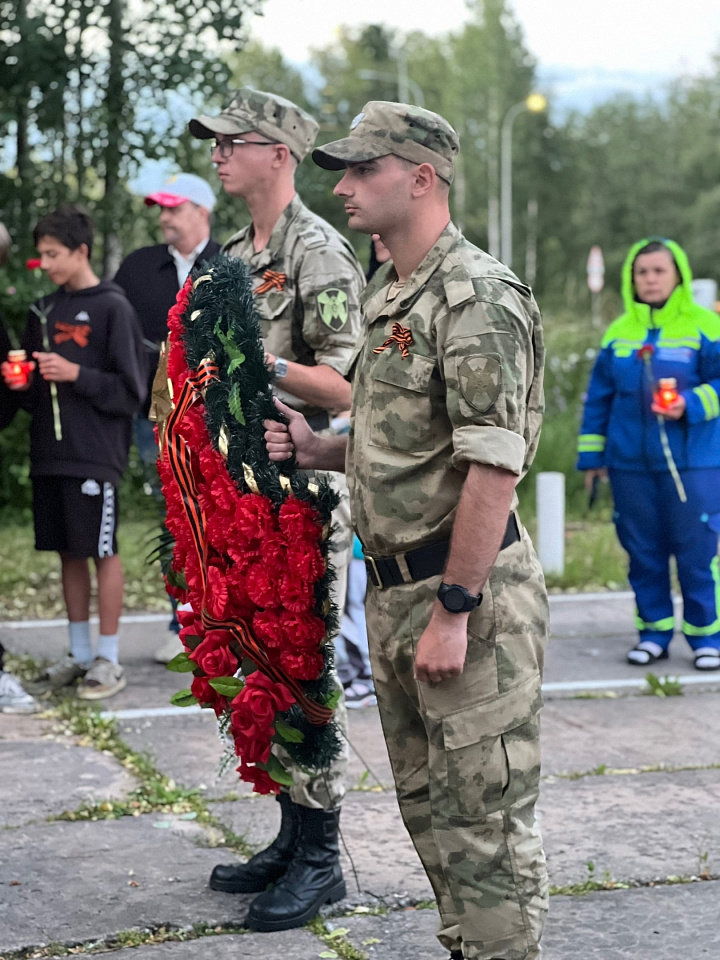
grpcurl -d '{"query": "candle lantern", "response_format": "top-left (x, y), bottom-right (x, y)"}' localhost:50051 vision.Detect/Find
top-left (6, 349), bottom-right (33, 388)
top-left (655, 377), bottom-right (679, 410)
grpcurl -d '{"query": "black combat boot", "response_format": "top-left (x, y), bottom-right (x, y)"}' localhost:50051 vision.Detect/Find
top-left (209, 791), bottom-right (300, 893)
top-left (245, 805), bottom-right (346, 931)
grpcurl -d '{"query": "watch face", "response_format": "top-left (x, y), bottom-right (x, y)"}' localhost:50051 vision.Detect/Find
top-left (444, 586), bottom-right (467, 612)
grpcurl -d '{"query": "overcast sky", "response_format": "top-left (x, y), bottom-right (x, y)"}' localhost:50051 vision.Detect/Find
top-left (249, 0), bottom-right (720, 76)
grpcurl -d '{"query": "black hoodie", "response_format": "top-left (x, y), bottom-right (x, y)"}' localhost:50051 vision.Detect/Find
top-left (21, 280), bottom-right (145, 486)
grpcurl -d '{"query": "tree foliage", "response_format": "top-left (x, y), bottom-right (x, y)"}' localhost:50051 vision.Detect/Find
top-left (0, 0), bottom-right (264, 271)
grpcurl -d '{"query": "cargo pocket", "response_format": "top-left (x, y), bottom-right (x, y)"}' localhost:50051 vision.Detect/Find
top-left (441, 676), bottom-right (541, 819)
top-left (369, 351), bottom-right (436, 452)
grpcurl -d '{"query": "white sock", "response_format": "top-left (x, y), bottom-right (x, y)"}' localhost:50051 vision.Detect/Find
top-left (97, 634), bottom-right (119, 665)
top-left (68, 621), bottom-right (93, 667)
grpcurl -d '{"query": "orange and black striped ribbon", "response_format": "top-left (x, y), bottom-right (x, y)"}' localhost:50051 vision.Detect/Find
top-left (162, 355), bottom-right (332, 727)
top-left (201, 611), bottom-right (333, 726)
top-left (373, 322), bottom-right (413, 359)
top-left (255, 269), bottom-right (286, 295)
top-left (162, 357), bottom-right (219, 591)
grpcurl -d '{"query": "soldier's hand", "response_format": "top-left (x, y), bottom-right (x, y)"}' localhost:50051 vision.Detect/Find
top-left (264, 398), bottom-right (317, 469)
top-left (414, 607), bottom-right (468, 684)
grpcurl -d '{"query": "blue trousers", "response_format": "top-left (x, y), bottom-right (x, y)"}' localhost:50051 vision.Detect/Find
top-left (610, 469), bottom-right (720, 651)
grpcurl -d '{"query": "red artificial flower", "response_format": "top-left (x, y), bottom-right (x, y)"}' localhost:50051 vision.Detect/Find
top-left (204, 510), bottom-right (233, 554)
top-left (191, 675), bottom-right (225, 717)
top-left (261, 535), bottom-right (289, 576)
top-left (190, 629), bottom-right (238, 678)
top-left (235, 493), bottom-right (277, 544)
top-left (252, 609), bottom-right (284, 648)
top-left (280, 649), bottom-right (324, 680)
top-left (230, 671), bottom-right (295, 764)
top-left (279, 610), bottom-right (327, 650)
top-left (209, 471), bottom-right (239, 515)
top-left (245, 563), bottom-right (282, 608)
top-left (167, 277), bottom-right (193, 339)
top-left (205, 564), bottom-right (230, 620)
top-left (178, 611), bottom-right (204, 652)
top-left (165, 578), bottom-right (188, 603)
top-left (236, 759), bottom-right (280, 796)
top-left (278, 497), bottom-right (322, 542)
top-left (280, 572), bottom-right (314, 613)
top-left (26, 258), bottom-right (41, 270)
top-left (287, 541), bottom-right (325, 582)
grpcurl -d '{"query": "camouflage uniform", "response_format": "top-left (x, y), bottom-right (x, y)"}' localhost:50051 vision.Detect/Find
top-left (193, 89), bottom-right (366, 810)
top-left (314, 105), bottom-right (549, 959)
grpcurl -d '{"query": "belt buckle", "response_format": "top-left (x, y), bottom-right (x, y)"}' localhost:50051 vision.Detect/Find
top-left (366, 555), bottom-right (383, 589)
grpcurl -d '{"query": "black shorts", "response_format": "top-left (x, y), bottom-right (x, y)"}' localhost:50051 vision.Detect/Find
top-left (32, 476), bottom-right (119, 559)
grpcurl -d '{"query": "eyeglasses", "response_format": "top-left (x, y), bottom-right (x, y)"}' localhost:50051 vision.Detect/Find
top-left (211, 138), bottom-right (277, 158)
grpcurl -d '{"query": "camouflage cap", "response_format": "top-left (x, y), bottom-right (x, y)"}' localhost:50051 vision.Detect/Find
top-left (312, 101), bottom-right (459, 182)
top-left (189, 87), bottom-right (319, 162)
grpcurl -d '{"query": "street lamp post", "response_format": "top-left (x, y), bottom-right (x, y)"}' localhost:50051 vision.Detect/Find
top-left (358, 53), bottom-right (424, 107)
top-left (500, 93), bottom-right (546, 268)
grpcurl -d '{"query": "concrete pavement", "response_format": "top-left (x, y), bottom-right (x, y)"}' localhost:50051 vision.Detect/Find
top-left (1, 592), bottom-right (719, 958)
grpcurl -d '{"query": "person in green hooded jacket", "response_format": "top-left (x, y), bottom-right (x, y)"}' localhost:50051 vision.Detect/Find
top-left (578, 238), bottom-right (720, 669)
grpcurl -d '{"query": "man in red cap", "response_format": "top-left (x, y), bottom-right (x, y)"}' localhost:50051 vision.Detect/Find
top-left (114, 172), bottom-right (221, 663)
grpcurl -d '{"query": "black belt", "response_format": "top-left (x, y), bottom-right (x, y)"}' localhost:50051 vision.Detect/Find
top-left (364, 514), bottom-right (521, 589)
top-left (305, 411), bottom-right (330, 432)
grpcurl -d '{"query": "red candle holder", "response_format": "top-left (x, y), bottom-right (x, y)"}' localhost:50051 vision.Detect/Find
top-left (654, 377), bottom-right (679, 409)
top-left (6, 349), bottom-right (33, 388)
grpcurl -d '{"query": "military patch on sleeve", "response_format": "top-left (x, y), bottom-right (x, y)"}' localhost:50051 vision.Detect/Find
top-left (457, 355), bottom-right (502, 414)
top-left (317, 288), bottom-right (349, 331)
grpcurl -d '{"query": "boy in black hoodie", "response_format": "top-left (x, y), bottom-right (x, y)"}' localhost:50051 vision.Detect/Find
top-left (1, 206), bottom-right (145, 699)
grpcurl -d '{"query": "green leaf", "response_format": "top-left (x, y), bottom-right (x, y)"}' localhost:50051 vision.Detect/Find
top-left (209, 676), bottom-right (244, 698)
top-left (166, 567), bottom-right (187, 589)
top-left (214, 318), bottom-right (246, 369)
top-left (325, 927), bottom-right (349, 939)
top-left (165, 652), bottom-right (195, 673)
top-left (170, 689), bottom-right (197, 707)
top-left (318, 952), bottom-right (338, 959)
top-left (324, 689), bottom-right (341, 710)
top-left (275, 718), bottom-right (305, 743)
top-left (227, 382), bottom-right (246, 425)
top-left (258, 753), bottom-right (294, 786)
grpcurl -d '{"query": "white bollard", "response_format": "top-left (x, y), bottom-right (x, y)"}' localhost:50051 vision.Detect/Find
top-left (536, 472), bottom-right (565, 575)
top-left (691, 279), bottom-right (718, 311)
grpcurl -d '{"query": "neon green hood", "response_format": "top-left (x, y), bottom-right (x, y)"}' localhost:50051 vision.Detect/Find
top-left (620, 237), bottom-right (694, 323)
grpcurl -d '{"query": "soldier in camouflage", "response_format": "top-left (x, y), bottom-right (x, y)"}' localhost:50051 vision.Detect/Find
top-left (265, 101), bottom-right (549, 960)
top-left (189, 88), bottom-right (365, 932)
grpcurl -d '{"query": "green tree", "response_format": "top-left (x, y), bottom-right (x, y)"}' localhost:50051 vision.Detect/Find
top-left (0, 0), bottom-right (266, 270)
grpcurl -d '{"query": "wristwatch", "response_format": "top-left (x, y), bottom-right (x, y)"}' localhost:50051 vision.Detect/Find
top-left (273, 356), bottom-right (288, 380)
top-left (437, 582), bottom-right (483, 613)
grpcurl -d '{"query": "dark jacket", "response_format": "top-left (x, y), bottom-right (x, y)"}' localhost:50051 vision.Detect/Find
top-left (114, 239), bottom-right (221, 415)
top-left (21, 281), bottom-right (145, 486)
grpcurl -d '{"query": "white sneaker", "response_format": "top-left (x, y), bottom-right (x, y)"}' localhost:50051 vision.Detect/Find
top-left (154, 632), bottom-right (186, 664)
top-left (77, 658), bottom-right (127, 700)
top-left (0, 671), bottom-right (41, 714)
top-left (344, 679), bottom-right (377, 709)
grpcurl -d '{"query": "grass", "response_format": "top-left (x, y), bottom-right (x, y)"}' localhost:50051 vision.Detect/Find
top-left (0, 513), bottom-right (630, 622)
